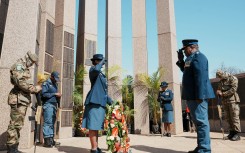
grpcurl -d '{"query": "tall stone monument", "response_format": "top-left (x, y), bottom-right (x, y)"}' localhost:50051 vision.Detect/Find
top-left (105, 0), bottom-right (122, 101)
top-left (156, 0), bottom-right (182, 134)
top-left (132, 0), bottom-right (149, 134)
top-left (53, 0), bottom-right (75, 138)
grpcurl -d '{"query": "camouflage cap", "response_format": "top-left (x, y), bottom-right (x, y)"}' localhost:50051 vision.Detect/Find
top-left (27, 51), bottom-right (38, 65)
top-left (216, 69), bottom-right (223, 78)
top-left (216, 69), bottom-right (229, 79)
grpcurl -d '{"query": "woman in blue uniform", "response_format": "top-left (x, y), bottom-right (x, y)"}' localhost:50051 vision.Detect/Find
top-left (82, 54), bottom-right (113, 153)
top-left (158, 81), bottom-right (174, 137)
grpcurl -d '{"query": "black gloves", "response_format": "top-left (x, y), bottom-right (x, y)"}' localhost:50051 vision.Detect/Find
top-left (177, 49), bottom-right (184, 62)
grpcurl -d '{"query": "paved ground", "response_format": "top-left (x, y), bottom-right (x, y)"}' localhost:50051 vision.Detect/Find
top-left (1, 132), bottom-right (245, 153)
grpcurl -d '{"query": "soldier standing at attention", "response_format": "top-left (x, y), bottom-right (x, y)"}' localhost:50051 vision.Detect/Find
top-left (6, 51), bottom-right (41, 153)
top-left (41, 71), bottom-right (62, 147)
top-left (176, 39), bottom-right (215, 153)
top-left (158, 81), bottom-right (174, 137)
top-left (216, 70), bottom-right (241, 141)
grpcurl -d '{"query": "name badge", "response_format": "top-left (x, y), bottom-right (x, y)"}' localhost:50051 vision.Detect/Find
top-left (165, 92), bottom-right (169, 96)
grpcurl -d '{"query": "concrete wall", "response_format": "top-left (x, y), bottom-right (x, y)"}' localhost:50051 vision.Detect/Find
top-left (0, 0), bottom-right (39, 149)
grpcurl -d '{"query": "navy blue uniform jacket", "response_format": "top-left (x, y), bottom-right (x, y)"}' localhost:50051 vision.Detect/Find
top-left (158, 89), bottom-right (173, 111)
top-left (41, 79), bottom-right (58, 104)
top-left (176, 51), bottom-right (215, 100)
top-left (84, 60), bottom-right (113, 107)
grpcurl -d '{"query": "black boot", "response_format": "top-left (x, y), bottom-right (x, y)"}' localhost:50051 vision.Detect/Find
top-left (224, 131), bottom-right (234, 140)
top-left (7, 144), bottom-right (19, 153)
top-left (230, 132), bottom-right (240, 141)
top-left (188, 147), bottom-right (198, 153)
top-left (166, 133), bottom-right (171, 137)
top-left (51, 137), bottom-right (61, 146)
top-left (43, 138), bottom-right (52, 148)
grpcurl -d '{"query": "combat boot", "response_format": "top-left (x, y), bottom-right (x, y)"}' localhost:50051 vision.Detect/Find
top-left (224, 131), bottom-right (234, 140)
top-left (43, 138), bottom-right (52, 148)
top-left (230, 132), bottom-right (240, 141)
top-left (7, 144), bottom-right (20, 153)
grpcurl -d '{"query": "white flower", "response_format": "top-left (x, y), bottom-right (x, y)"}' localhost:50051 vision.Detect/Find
top-left (122, 130), bottom-right (126, 134)
top-left (114, 105), bottom-right (120, 110)
top-left (109, 136), bottom-right (114, 140)
top-left (110, 123), bottom-right (115, 128)
top-left (112, 110), bottom-right (116, 114)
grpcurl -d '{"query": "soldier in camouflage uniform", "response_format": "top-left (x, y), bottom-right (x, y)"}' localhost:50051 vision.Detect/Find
top-left (6, 51), bottom-right (42, 153)
top-left (216, 70), bottom-right (241, 141)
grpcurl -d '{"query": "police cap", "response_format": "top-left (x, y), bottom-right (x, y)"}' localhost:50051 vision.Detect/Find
top-left (182, 39), bottom-right (198, 47)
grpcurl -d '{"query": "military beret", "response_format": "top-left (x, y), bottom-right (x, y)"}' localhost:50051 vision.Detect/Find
top-left (27, 51), bottom-right (38, 65)
top-left (182, 39), bottom-right (198, 47)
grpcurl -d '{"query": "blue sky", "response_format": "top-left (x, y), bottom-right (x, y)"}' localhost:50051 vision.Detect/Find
top-left (75, 0), bottom-right (245, 80)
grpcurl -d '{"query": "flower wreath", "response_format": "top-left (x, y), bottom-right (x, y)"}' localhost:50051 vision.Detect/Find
top-left (105, 102), bottom-right (130, 153)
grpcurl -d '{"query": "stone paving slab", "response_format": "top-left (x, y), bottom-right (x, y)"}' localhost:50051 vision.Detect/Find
top-left (0, 132), bottom-right (244, 153)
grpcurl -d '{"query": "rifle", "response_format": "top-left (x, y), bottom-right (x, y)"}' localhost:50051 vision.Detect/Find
top-left (217, 96), bottom-right (225, 140)
top-left (54, 97), bottom-right (61, 146)
top-left (29, 93), bottom-right (42, 153)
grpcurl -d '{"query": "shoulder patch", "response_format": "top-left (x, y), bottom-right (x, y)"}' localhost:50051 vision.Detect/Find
top-left (16, 64), bottom-right (24, 71)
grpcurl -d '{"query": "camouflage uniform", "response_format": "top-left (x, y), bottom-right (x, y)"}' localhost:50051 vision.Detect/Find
top-left (216, 70), bottom-right (241, 141)
top-left (6, 51), bottom-right (39, 152)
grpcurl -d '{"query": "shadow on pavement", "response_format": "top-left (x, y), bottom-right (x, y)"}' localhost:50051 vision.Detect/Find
top-left (57, 146), bottom-right (107, 153)
top-left (131, 145), bottom-right (186, 153)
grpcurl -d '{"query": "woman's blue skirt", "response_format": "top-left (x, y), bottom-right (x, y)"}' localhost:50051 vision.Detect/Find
top-left (81, 104), bottom-right (106, 130)
top-left (162, 110), bottom-right (174, 123)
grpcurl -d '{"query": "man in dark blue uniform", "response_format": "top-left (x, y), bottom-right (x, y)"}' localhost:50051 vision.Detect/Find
top-left (41, 71), bottom-right (62, 147)
top-left (176, 39), bottom-right (215, 153)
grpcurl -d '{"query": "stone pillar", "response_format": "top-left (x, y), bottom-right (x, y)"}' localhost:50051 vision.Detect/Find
top-left (53, 0), bottom-right (75, 139)
top-left (76, 0), bottom-right (97, 103)
top-left (156, 0), bottom-right (182, 134)
top-left (105, 0), bottom-right (122, 101)
top-left (132, 0), bottom-right (149, 134)
top-left (0, 0), bottom-right (39, 149)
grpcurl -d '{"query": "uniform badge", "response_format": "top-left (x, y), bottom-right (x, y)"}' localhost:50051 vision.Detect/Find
top-left (165, 92), bottom-right (169, 96)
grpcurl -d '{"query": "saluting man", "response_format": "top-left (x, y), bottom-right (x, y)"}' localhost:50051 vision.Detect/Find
top-left (176, 39), bottom-right (215, 153)
top-left (7, 51), bottom-right (41, 153)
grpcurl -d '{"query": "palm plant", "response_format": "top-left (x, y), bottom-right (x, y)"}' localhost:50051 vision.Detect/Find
top-left (104, 65), bottom-right (123, 100)
top-left (73, 65), bottom-right (87, 136)
top-left (136, 67), bottom-right (164, 130)
top-left (121, 76), bottom-right (135, 133)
